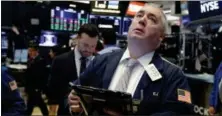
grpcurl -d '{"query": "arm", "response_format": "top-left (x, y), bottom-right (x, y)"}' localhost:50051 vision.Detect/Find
top-left (152, 69), bottom-right (193, 115)
top-left (2, 70), bottom-right (26, 115)
top-left (38, 58), bottom-right (49, 93)
top-left (209, 62), bottom-right (222, 111)
top-left (47, 57), bottom-right (63, 104)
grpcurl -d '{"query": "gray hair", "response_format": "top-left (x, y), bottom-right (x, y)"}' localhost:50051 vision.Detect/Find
top-left (144, 3), bottom-right (169, 34)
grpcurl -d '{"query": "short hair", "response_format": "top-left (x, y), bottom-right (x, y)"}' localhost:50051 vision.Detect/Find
top-left (101, 29), bottom-right (117, 45)
top-left (77, 24), bottom-right (99, 38)
top-left (28, 42), bottom-right (39, 51)
top-left (144, 3), bottom-right (169, 34)
top-left (50, 46), bottom-right (61, 55)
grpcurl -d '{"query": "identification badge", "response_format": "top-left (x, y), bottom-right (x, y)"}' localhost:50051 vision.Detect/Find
top-left (146, 64), bottom-right (162, 81)
top-left (9, 80), bottom-right (17, 91)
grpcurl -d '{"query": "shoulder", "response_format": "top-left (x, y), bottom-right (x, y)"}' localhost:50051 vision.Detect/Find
top-left (93, 49), bottom-right (124, 64)
top-left (161, 57), bottom-right (185, 80)
top-left (2, 68), bottom-right (15, 87)
top-left (55, 51), bottom-right (73, 61)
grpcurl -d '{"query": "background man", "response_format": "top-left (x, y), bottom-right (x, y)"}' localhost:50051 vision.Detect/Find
top-left (48, 24), bottom-right (99, 115)
top-left (98, 29), bottom-right (120, 54)
top-left (25, 44), bottom-right (48, 115)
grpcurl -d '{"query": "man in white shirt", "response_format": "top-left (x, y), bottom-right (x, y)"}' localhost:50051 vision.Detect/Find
top-left (48, 24), bottom-right (99, 115)
top-left (98, 29), bottom-right (120, 54)
top-left (68, 4), bottom-right (192, 115)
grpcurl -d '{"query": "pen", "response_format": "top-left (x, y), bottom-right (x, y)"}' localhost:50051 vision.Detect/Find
top-left (140, 89), bottom-right (143, 100)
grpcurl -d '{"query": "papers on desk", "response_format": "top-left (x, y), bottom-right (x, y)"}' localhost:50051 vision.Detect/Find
top-left (185, 73), bottom-right (214, 83)
top-left (7, 64), bottom-right (27, 70)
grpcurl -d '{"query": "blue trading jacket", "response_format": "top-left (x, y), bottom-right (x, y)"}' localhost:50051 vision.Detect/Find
top-left (2, 66), bottom-right (26, 115)
top-left (210, 62), bottom-right (222, 111)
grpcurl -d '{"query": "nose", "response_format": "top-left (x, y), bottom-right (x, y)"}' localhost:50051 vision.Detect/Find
top-left (138, 16), bottom-right (146, 27)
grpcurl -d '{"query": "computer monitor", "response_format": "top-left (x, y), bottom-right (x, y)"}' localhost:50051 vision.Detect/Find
top-left (1, 31), bottom-right (8, 49)
top-left (21, 49), bottom-right (28, 63)
top-left (14, 49), bottom-right (22, 63)
top-left (90, 15), bottom-right (122, 34)
top-left (122, 17), bottom-right (132, 35)
top-left (39, 31), bottom-right (57, 47)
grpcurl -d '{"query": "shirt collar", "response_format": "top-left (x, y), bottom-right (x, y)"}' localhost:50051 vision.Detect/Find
top-left (120, 48), bottom-right (155, 72)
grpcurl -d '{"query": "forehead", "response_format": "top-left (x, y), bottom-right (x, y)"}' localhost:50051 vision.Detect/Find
top-left (80, 33), bottom-right (97, 40)
top-left (137, 5), bottom-right (162, 19)
top-left (79, 33), bottom-right (97, 44)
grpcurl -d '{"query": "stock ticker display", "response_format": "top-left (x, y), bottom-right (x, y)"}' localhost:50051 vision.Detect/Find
top-left (50, 7), bottom-right (88, 32)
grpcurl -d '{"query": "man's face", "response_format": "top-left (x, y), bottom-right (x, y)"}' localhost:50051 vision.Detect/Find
top-left (49, 49), bottom-right (55, 58)
top-left (128, 5), bottom-right (164, 48)
top-left (77, 33), bottom-right (98, 57)
top-left (28, 48), bottom-right (38, 59)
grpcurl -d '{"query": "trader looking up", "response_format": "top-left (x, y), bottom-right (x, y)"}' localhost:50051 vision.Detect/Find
top-left (68, 4), bottom-right (192, 115)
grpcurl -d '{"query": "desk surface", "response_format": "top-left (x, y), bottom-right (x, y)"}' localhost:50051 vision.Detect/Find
top-left (7, 64), bottom-right (27, 70)
top-left (185, 73), bottom-right (214, 84)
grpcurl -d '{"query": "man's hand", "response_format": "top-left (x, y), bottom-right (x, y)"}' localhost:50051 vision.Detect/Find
top-left (103, 108), bottom-right (122, 116)
top-left (68, 90), bottom-right (82, 113)
top-left (208, 106), bottom-right (216, 116)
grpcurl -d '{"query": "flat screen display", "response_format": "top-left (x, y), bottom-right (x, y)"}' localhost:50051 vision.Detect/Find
top-left (50, 7), bottom-right (88, 31)
top-left (122, 17), bottom-right (132, 35)
top-left (188, 1), bottom-right (222, 21)
top-left (20, 49), bottom-right (28, 63)
top-left (126, 1), bottom-right (145, 16)
top-left (90, 15), bottom-right (122, 34)
top-left (14, 49), bottom-right (21, 63)
top-left (13, 49), bottom-right (28, 63)
top-left (90, 1), bottom-right (120, 15)
top-left (39, 31), bottom-right (57, 47)
top-left (1, 31), bottom-right (8, 49)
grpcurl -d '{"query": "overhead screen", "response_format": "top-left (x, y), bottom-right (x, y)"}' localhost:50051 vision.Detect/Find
top-left (50, 7), bottom-right (88, 32)
top-left (122, 17), bottom-right (132, 35)
top-left (90, 1), bottom-right (121, 15)
top-left (188, 1), bottom-right (222, 21)
top-left (126, 1), bottom-right (145, 16)
top-left (39, 31), bottom-right (57, 47)
top-left (90, 15), bottom-right (122, 34)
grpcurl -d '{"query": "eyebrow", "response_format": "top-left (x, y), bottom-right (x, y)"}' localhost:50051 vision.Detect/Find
top-left (137, 10), bottom-right (158, 20)
top-left (137, 10), bottom-right (145, 14)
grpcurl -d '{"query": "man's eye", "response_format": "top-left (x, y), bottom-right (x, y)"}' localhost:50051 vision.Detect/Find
top-left (136, 13), bottom-right (143, 18)
top-left (148, 16), bottom-right (157, 23)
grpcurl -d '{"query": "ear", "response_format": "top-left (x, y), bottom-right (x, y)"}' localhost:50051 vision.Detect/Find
top-left (159, 34), bottom-right (164, 42)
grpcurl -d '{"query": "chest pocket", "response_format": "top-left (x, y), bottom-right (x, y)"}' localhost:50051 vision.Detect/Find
top-left (144, 80), bottom-right (163, 103)
top-left (133, 72), bottom-right (163, 103)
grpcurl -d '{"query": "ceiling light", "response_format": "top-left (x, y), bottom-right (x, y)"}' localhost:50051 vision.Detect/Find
top-left (163, 10), bottom-right (171, 14)
top-left (98, 24), bottom-right (113, 28)
top-left (69, 4), bottom-right (76, 8)
top-left (166, 15), bottom-right (180, 21)
top-left (92, 9), bottom-right (120, 14)
top-left (72, 1), bottom-right (90, 4)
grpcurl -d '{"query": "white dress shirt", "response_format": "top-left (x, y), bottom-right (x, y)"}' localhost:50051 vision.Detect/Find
top-left (219, 78), bottom-right (222, 103)
top-left (108, 48), bottom-right (154, 96)
top-left (74, 47), bottom-right (94, 77)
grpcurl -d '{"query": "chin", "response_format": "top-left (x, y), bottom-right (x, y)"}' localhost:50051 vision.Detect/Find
top-left (130, 34), bottom-right (145, 40)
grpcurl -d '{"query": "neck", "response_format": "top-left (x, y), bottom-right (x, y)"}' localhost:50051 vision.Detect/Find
top-left (31, 54), bottom-right (38, 59)
top-left (127, 38), bottom-right (154, 59)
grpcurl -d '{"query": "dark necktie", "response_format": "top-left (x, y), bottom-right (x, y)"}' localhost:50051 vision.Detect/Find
top-left (80, 57), bottom-right (87, 74)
